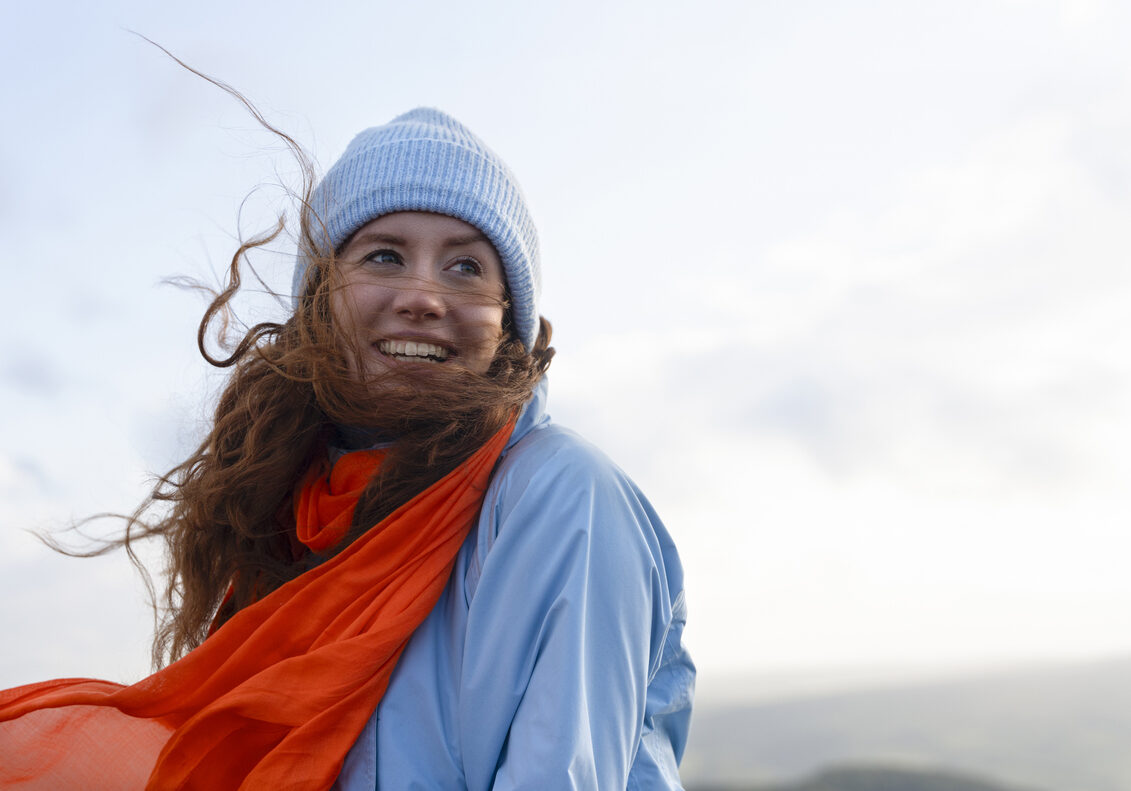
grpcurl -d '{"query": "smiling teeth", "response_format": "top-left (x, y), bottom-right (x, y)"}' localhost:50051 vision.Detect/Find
top-left (378, 340), bottom-right (450, 361)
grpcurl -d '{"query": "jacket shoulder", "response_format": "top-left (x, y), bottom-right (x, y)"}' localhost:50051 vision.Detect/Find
top-left (466, 421), bottom-right (664, 595)
top-left (490, 422), bottom-right (673, 571)
top-left (495, 421), bottom-right (627, 490)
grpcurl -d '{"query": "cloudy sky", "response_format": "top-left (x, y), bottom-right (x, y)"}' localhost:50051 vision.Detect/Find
top-left (2, 0), bottom-right (1129, 694)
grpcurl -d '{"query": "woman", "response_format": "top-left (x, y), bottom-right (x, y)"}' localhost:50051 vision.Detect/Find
top-left (0, 107), bottom-right (693, 790)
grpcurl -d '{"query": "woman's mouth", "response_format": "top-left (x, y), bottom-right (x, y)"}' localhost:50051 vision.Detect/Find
top-left (376, 339), bottom-right (451, 363)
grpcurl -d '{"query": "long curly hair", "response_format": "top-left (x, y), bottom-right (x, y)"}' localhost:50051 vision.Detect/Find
top-left (70, 51), bottom-right (554, 668)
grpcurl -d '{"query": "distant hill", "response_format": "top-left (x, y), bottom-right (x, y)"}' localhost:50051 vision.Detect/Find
top-left (680, 656), bottom-right (1131, 791)
top-left (690, 763), bottom-right (1044, 791)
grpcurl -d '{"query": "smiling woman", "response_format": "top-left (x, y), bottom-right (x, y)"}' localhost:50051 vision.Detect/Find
top-left (332, 212), bottom-right (508, 378)
top-left (0, 104), bottom-right (694, 789)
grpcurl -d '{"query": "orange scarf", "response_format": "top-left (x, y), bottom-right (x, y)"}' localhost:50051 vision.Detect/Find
top-left (0, 418), bottom-right (514, 790)
top-left (294, 446), bottom-right (387, 552)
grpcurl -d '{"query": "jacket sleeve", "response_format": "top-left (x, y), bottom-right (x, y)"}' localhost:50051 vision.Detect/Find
top-left (456, 429), bottom-right (694, 791)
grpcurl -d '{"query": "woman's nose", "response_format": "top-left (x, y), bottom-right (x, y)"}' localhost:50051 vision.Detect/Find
top-left (390, 274), bottom-right (447, 320)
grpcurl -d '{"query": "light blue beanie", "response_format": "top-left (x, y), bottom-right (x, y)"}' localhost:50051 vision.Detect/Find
top-left (294, 108), bottom-right (541, 351)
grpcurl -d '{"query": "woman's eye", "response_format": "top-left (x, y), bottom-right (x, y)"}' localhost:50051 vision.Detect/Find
top-left (450, 258), bottom-right (482, 276)
top-left (362, 249), bottom-right (402, 266)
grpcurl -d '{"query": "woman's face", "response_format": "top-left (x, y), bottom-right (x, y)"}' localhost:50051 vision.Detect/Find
top-left (332, 211), bottom-right (507, 379)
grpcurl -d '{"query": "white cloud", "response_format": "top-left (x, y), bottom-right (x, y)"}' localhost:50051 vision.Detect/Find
top-left (552, 86), bottom-right (1131, 673)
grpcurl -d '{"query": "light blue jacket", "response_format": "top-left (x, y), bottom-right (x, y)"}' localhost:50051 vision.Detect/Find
top-left (335, 379), bottom-right (694, 790)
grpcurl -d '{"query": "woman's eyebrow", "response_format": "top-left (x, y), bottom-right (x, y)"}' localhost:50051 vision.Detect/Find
top-left (442, 233), bottom-right (491, 247)
top-left (349, 231), bottom-right (406, 247)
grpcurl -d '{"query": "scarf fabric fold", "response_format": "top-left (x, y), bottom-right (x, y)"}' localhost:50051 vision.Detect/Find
top-left (294, 447), bottom-right (386, 552)
top-left (0, 418), bottom-right (514, 790)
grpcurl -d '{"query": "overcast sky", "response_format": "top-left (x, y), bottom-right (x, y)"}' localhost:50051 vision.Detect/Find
top-left (2, 0), bottom-right (1130, 693)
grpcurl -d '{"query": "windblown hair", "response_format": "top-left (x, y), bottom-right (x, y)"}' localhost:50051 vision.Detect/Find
top-left (75, 49), bottom-right (554, 668)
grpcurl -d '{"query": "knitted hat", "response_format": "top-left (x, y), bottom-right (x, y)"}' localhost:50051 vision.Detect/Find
top-left (294, 108), bottom-right (541, 350)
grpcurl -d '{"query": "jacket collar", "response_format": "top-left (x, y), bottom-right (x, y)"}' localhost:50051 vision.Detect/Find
top-left (506, 377), bottom-right (550, 451)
